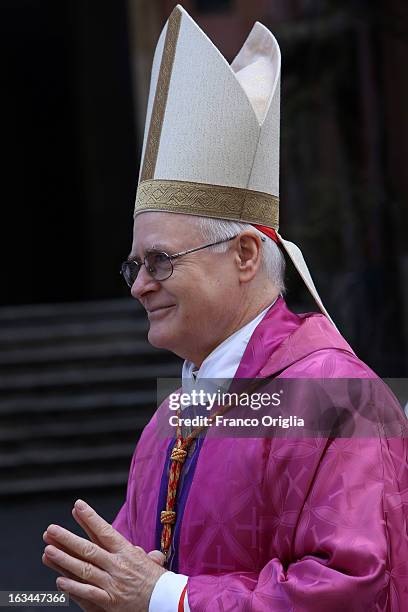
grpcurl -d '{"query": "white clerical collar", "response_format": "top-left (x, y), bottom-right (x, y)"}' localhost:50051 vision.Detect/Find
top-left (182, 296), bottom-right (278, 388)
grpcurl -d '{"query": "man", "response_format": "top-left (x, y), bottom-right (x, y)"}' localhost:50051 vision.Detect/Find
top-left (43, 5), bottom-right (408, 610)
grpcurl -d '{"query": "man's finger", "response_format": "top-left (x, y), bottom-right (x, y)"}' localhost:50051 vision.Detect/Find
top-left (44, 545), bottom-right (108, 589)
top-left (44, 524), bottom-right (112, 572)
top-left (43, 531), bottom-right (93, 582)
top-left (147, 550), bottom-right (166, 566)
top-left (42, 554), bottom-right (103, 611)
top-left (42, 553), bottom-right (85, 583)
top-left (54, 576), bottom-right (109, 608)
top-left (72, 508), bottom-right (104, 549)
top-left (73, 499), bottom-right (128, 553)
top-left (43, 531), bottom-right (75, 558)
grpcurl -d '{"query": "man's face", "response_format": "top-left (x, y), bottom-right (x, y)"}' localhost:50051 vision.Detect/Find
top-left (129, 212), bottom-right (239, 364)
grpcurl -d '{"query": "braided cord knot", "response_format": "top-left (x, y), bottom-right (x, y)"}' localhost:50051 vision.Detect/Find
top-left (161, 510), bottom-right (176, 525)
top-left (171, 447), bottom-right (187, 463)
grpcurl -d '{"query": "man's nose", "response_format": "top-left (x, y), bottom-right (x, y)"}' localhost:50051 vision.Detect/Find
top-left (130, 265), bottom-right (160, 300)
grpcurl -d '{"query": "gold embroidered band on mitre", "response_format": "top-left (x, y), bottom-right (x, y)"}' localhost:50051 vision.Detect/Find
top-left (139, 7), bottom-right (182, 182)
top-left (134, 179), bottom-right (279, 229)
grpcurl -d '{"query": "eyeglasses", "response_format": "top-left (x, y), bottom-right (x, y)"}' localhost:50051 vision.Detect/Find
top-left (120, 234), bottom-right (241, 287)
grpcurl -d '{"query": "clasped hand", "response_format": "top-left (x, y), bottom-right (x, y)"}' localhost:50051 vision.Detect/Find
top-left (42, 499), bottom-right (166, 611)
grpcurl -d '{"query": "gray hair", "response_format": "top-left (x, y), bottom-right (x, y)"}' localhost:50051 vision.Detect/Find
top-left (194, 216), bottom-right (286, 293)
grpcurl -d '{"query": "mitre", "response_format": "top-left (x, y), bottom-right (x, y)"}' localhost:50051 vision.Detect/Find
top-left (134, 4), bottom-right (334, 325)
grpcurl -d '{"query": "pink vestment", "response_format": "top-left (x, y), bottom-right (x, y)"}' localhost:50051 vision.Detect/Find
top-left (113, 298), bottom-right (408, 611)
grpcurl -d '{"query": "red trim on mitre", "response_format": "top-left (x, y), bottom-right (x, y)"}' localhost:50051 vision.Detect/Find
top-left (178, 585), bottom-right (188, 611)
top-left (252, 224), bottom-right (280, 245)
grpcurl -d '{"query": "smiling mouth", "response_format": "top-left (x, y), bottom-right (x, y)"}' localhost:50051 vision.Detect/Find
top-left (147, 305), bottom-right (176, 316)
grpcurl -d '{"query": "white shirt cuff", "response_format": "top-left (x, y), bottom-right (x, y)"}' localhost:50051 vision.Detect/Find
top-left (149, 571), bottom-right (189, 612)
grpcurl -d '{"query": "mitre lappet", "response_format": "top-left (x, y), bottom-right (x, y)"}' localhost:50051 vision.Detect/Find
top-left (134, 4), bottom-right (334, 325)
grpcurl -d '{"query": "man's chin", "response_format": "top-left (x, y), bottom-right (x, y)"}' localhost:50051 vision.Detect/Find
top-left (147, 325), bottom-right (175, 351)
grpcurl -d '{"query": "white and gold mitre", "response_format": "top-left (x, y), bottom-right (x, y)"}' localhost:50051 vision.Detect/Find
top-left (134, 4), bottom-right (334, 325)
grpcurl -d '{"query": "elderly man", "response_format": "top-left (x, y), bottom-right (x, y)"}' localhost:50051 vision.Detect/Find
top-left (43, 5), bottom-right (408, 611)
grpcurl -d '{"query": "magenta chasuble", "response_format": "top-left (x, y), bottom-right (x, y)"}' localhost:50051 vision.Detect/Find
top-left (113, 298), bottom-right (408, 610)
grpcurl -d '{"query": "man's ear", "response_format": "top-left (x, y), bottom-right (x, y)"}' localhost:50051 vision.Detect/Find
top-left (235, 232), bottom-right (264, 282)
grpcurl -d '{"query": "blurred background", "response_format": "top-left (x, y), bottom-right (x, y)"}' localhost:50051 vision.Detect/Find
top-left (1, 0), bottom-right (407, 599)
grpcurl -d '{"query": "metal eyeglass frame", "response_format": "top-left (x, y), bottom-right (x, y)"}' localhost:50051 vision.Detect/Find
top-left (121, 233), bottom-right (264, 287)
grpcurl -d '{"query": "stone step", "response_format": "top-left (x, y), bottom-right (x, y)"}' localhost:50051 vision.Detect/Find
top-left (0, 339), bottom-right (169, 367)
top-left (0, 390), bottom-right (155, 415)
top-left (0, 298), bottom-right (139, 323)
top-left (0, 363), bottom-right (180, 392)
top-left (0, 298), bottom-right (179, 497)
top-left (0, 414), bottom-right (150, 442)
top-left (0, 318), bottom-right (148, 347)
top-left (0, 443), bottom-right (137, 468)
top-left (0, 470), bottom-right (130, 496)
